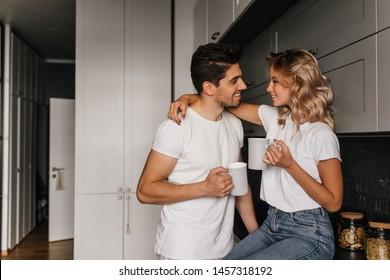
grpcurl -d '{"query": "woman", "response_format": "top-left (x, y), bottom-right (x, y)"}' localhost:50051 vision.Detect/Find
top-left (168, 48), bottom-right (343, 260)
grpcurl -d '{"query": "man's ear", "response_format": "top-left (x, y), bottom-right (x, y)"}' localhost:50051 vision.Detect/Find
top-left (202, 81), bottom-right (215, 97)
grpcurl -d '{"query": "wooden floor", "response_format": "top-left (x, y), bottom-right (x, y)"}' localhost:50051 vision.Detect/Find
top-left (1, 220), bottom-right (73, 260)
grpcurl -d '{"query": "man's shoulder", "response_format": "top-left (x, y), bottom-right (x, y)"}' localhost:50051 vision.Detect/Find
top-left (222, 110), bottom-right (240, 122)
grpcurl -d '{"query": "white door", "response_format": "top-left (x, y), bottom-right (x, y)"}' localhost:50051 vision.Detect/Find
top-left (49, 98), bottom-right (75, 242)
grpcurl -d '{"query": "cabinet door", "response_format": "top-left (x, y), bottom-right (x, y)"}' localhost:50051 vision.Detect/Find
top-left (378, 0), bottom-right (390, 31)
top-left (319, 36), bottom-right (377, 133)
top-left (124, 0), bottom-right (171, 192)
top-left (273, 0), bottom-right (376, 58)
top-left (75, 0), bottom-right (125, 194)
top-left (194, 0), bottom-right (207, 49)
top-left (74, 194), bottom-right (124, 259)
top-left (234, 0), bottom-right (254, 20)
top-left (208, 0), bottom-right (234, 42)
top-left (123, 0), bottom-right (169, 259)
top-left (241, 83), bottom-right (271, 137)
top-left (240, 27), bottom-right (272, 88)
top-left (124, 195), bottom-right (161, 259)
top-left (378, 28), bottom-right (390, 132)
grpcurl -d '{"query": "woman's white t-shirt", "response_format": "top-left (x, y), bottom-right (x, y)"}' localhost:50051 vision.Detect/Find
top-left (152, 107), bottom-right (243, 259)
top-left (258, 105), bottom-right (341, 212)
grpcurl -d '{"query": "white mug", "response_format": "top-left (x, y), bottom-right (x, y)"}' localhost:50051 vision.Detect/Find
top-left (248, 138), bottom-right (270, 170)
top-left (227, 162), bottom-right (248, 196)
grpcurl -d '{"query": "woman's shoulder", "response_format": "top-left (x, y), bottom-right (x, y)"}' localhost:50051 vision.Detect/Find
top-left (303, 122), bottom-right (338, 144)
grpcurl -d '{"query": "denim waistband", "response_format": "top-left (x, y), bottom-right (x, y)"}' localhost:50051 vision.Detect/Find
top-left (269, 205), bottom-right (326, 217)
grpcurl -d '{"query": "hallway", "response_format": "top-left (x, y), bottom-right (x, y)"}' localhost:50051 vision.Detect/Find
top-left (1, 220), bottom-right (73, 260)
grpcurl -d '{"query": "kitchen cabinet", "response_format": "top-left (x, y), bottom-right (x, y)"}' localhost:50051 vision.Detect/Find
top-left (207, 0), bottom-right (254, 42)
top-left (378, 28), bottom-right (390, 132)
top-left (272, 0), bottom-right (376, 58)
top-left (194, 0), bottom-right (254, 46)
top-left (75, 0), bottom-right (169, 259)
top-left (208, 0), bottom-right (234, 42)
top-left (75, 193), bottom-right (160, 259)
top-left (241, 83), bottom-right (272, 137)
top-left (194, 0), bottom-right (207, 49)
top-left (240, 27), bottom-right (272, 88)
top-left (378, 0), bottom-right (390, 31)
top-left (318, 36), bottom-right (377, 133)
top-left (234, 0), bottom-right (254, 20)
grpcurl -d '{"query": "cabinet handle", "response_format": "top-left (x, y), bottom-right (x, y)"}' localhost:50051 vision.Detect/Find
top-left (52, 167), bottom-right (64, 172)
top-left (117, 187), bottom-right (123, 193)
top-left (309, 48), bottom-right (318, 55)
top-left (117, 195), bottom-right (123, 200)
top-left (126, 195), bottom-right (131, 234)
top-left (125, 187), bottom-right (131, 193)
top-left (211, 32), bottom-right (220, 41)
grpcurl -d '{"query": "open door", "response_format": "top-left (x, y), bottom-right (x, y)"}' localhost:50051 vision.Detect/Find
top-left (49, 98), bottom-right (75, 242)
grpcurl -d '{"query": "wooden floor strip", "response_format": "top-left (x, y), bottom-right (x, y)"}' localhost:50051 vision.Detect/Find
top-left (1, 220), bottom-right (73, 260)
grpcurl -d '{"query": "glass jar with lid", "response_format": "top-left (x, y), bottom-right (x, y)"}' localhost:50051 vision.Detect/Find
top-left (365, 222), bottom-right (390, 260)
top-left (338, 212), bottom-right (365, 250)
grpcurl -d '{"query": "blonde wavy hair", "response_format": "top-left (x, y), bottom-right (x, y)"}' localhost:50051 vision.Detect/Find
top-left (266, 49), bottom-right (336, 131)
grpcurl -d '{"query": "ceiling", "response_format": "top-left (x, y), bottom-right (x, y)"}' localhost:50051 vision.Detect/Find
top-left (0, 0), bottom-right (75, 61)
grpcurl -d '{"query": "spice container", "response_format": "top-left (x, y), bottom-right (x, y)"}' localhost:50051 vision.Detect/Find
top-left (338, 212), bottom-right (365, 250)
top-left (365, 222), bottom-right (390, 260)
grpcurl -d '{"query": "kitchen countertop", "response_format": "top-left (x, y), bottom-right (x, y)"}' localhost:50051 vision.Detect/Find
top-left (333, 246), bottom-right (366, 260)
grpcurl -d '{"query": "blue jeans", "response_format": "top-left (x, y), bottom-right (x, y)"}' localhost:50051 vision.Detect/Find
top-left (224, 206), bottom-right (335, 260)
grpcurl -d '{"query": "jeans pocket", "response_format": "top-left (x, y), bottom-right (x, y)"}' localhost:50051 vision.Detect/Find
top-left (290, 212), bottom-right (319, 231)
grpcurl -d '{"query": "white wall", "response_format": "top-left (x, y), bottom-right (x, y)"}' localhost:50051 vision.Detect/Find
top-left (174, 0), bottom-right (196, 99)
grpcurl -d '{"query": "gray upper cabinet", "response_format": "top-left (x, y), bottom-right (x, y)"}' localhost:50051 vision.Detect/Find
top-left (319, 36), bottom-right (377, 133)
top-left (198, 0), bottom-right (390, 133)
top-left (240, 27), bottom-right (272, 88)
top-left (234, 0), bottom-right (254, 20)
top-left (208, 0), bottom-right (234, 42)
top-left (378, 0), bottom-right (390, 31)
top-left (272, 0), bottom-right (376, 58)
top-left (378, 28), bottom-right (390, 132)
top-left (194, 0), bottom-right (207, 49)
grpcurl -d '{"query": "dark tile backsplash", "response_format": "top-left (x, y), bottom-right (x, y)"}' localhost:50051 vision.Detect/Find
top-left (337, 134), bottom-right (390, 223)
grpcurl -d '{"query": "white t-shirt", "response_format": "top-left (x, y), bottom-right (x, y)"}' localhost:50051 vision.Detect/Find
top-left (152, 107), bottom-right (244, 259)
top-left (258, 105), bottom-right (341, 212)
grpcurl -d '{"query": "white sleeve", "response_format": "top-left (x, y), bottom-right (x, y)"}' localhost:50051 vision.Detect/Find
top-left (258, 105), bottom-right (277, 133)
top-left (311, 127), bottom-right (341, 162)
top-left (152, 120), bottom-right (185, 159)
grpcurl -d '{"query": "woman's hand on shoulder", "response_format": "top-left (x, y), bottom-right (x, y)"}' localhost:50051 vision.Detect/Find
top-left (168, 94), bottom-right (198, 125)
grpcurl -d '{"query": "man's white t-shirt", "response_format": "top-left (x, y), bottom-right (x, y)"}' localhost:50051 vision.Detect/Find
top-left (152, 107), bottom-right (244, 259)
top-left (258, 105), bottom-right (341, 213)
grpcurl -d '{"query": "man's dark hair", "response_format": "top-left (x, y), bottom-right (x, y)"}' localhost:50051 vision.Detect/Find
top-left (190, 43), bottom-right (242, 94)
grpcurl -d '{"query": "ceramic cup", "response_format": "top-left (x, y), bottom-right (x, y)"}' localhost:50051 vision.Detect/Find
top-left (227, 162), bottom-right (248, 196)
top-left (248, 138), bottom-right (270, 170)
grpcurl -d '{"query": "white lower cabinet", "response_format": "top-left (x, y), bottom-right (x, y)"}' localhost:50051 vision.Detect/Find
top-left (74, 193), bottom-right (161, 259)
top-left (318, 36), bottom-right (377, 133)
top-left (75, 0), bottom-right (170, 259)
top-left (74, 194), bottom-right (125, 260)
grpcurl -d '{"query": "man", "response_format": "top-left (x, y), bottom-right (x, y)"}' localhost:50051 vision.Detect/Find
top-left (136, 43), bottom-right (258, 260)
